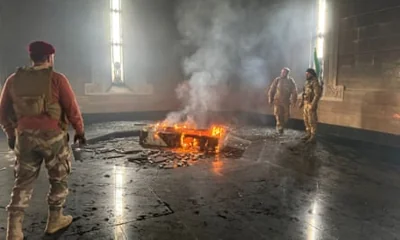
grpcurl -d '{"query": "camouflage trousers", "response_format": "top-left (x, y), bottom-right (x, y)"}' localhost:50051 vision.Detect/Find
top-left (303, 102), bottom-right (318, 136)
top-left (273, 103), bottom-right (290, 131)
top-left (7, 129), bottom-right (72, 212)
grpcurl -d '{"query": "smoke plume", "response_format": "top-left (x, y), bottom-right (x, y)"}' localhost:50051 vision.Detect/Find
top-left (166, 0), bottom-right (313, 127)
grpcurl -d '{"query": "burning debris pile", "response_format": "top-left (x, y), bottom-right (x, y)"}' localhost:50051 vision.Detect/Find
top-left (74, 123), bottom-right (250, 169)
top-left (136, 122), bottom-right (249, 169)
top-left (139, 122), bottom-right (226, 154)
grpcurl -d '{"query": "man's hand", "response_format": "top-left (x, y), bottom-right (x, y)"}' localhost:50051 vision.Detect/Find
top-left (310, 104), bottom-right (317, 111)
top-left (298, 102), bottom-right (304, 109)
top-left (268, 99), bottom-right (273, 105)
top-left (8, 136), bottom-right (16, 150)
top-left (74, 133), bottom-right (86, 145)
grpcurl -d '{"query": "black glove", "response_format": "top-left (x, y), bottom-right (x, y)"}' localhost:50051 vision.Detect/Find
top-left (8, 137), bottom-right (16, 150)
top-left (74, 133), bottom-right (86, 145)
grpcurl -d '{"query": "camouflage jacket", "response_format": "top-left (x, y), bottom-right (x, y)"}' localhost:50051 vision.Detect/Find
top-left (268, 77), bottom-right (297, 105)
top-left (302, 77), bottom-right (322, 107)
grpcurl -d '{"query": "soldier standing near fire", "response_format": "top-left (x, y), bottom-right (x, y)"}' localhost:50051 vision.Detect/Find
top-left (299, 68), bottom-right (322, 143)
top-left (0, 41), bottom-right (86, 239)
top-left (268, 67), bottom-right (298, 134)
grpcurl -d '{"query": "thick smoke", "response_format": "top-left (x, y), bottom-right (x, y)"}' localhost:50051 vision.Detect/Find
top-left (166, 0), bottom-right (313, 127)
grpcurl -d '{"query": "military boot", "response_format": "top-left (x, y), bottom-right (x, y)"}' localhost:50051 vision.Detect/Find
top-left (6, 211), bottom-right (24, 240)
top-left (45, 208), bottom-right (73, 234)
top-left (301, 132), bottom-right (311, 141)
top-left (305, 135), bottom-right (316, 144)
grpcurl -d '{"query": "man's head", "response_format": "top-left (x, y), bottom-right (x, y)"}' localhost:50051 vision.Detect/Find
top-left (306, 68), bottom-right (317, 80)
top-left (280, 67), bottom-right (290, 78)
top-left (28, 41), bottom-right (55, 67)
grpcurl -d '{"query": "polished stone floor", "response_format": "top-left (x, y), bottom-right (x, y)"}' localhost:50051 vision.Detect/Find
top-left (1, 122), bottom-right (400, 240)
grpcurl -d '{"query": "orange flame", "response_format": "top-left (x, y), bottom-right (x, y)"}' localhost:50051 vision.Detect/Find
top-left (394, 114), bottom-right (400, 119)
top-left (150, 121), bottom-right (226, 152)
top-left (210, 125), bottom-right (225, 138)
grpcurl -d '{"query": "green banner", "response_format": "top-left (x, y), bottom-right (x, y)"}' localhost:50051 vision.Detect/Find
top-left (313, 48), bottom-right (321, 79)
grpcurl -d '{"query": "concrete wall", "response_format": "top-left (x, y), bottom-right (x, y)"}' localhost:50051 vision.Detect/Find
top-left (334, 0), bottom-right (400, 135)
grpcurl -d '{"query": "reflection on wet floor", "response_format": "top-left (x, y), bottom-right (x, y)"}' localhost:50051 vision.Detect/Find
top-left (0, 122), bottom-right (400, 239)
top-left (114, 166), bottom-right (126, 239)
top-left (306, 199), bottom-right (320, 240)
top-left (211, 156), bottom-right (224, 176)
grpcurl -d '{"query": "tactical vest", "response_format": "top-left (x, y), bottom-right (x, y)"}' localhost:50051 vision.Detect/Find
top-left (274, 77), bottom-right (294, 102)
top-left (302, 77), bottom-right (321, 102)
top-left (11, 67), bottom-right (68, 130)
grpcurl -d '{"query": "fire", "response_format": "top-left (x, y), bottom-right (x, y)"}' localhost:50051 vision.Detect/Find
top-left (147, 121), bottom-right (227, 153)
top-left (394, 114), bottom-right (400, 119)
top-left (211, 125), bottom-right (225, 138)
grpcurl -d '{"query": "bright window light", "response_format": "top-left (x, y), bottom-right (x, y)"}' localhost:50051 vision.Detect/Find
top-left (111, 12), bottom-right (121, 44)
top-left (112, 45), bottom-right (122, 64)
top-left (317, 0), bottom-right (326, 59)
top-left (111, 0), bottom-right (121, 11)
top-left (110, 0), bottom-right (124, 83)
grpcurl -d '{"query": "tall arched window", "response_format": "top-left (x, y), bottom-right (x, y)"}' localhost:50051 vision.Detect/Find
top-left (110, 0), bottom-right (124, 83)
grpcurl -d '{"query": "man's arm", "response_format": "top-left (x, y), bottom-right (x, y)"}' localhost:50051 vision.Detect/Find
top-left (0, 75), bottom-right (16, 138)
top-left (268, 78), bottom-right (279, 103)
top-left (57, 74), bottom-right (84, 135)
top-left (290, 78), bottom-right (298, 105)
top-left (311, 79), bottom-right (322, 109)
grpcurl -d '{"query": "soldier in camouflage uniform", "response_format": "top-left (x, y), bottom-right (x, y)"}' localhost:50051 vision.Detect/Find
top-left (299, 68), bottom-right (322, 143)
top-left (268, 67), bottom-right (298, 134)
top-left (0, 41), bottom-right (86, 239)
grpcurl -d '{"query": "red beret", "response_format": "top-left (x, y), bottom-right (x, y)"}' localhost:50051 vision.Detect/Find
top-left (28, 41), bottom-right (55, 55)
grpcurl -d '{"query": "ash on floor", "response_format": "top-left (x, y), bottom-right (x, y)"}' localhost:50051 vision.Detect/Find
top-left (74, 132), bottom-right (251, 169)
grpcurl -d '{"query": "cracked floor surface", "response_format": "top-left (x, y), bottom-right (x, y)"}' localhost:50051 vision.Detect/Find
top-left (0, 121), bottom-right (400, 239)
